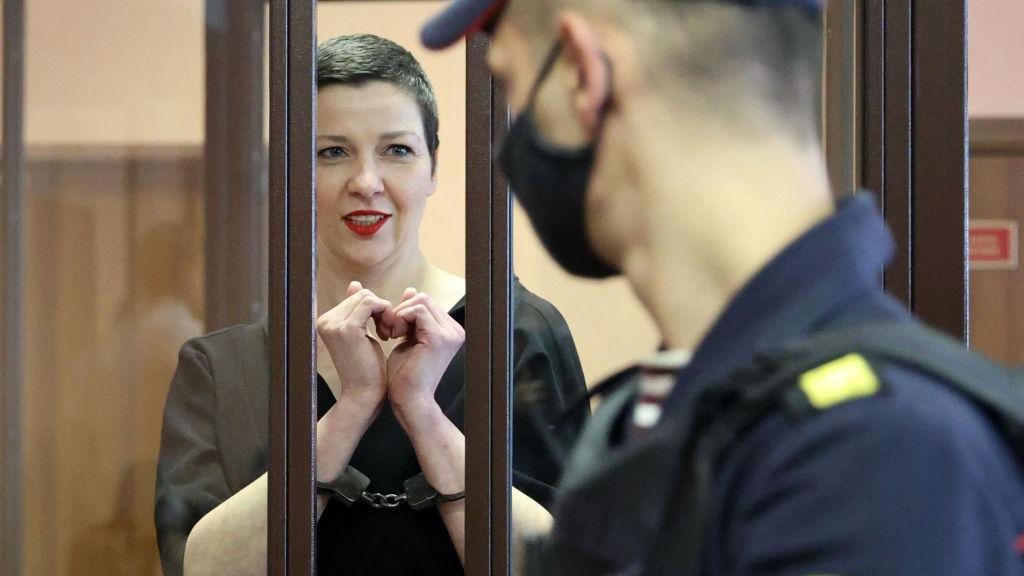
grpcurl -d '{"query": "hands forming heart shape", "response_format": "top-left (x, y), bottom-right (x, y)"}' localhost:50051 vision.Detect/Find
top-left (316, 281), bottom-right (466, 414)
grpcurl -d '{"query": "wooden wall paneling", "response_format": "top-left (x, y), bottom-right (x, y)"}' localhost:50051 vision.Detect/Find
top-left (968, 119), bottom-right (1024, 364)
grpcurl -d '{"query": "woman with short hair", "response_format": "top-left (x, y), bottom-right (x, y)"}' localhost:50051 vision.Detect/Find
top-left (155, 33), bottom-right (587, 576)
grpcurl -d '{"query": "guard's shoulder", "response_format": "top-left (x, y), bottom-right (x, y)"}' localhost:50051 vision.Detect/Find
top-left (711, 361), bottom-right (1024, 575)
top-left (735, 358), bottom-right (1022, 492)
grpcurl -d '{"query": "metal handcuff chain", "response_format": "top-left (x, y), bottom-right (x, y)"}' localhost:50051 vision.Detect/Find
top-left (316, 465), bottom-right (465, 511)
top-left (360, 490), bottom-right (408, 510)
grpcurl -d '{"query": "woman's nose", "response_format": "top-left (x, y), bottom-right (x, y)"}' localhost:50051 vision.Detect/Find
top-left (348, 159), bottom-right (384, 198)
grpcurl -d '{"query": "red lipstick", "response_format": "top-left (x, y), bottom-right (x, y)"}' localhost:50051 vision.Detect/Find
top-left (342, 210), bottom-right (391, 237)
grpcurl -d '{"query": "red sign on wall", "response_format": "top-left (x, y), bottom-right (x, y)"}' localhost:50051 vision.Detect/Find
top-left (970, 219), bottom-right (1019, 270)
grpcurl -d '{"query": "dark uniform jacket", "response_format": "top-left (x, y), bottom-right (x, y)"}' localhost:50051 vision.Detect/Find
top-left (155, 281), bottom-right (588, 576)
top-left (550, 194), bottom-right (1024, 576)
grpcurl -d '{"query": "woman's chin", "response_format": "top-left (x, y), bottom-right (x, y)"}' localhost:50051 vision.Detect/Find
top-left (338, 245), bottom-right (398, 273)
top-left (319, 231), bottom-right (410, 273)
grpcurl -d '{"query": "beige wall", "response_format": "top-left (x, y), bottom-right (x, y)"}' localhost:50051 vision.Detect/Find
top-left (969, 0), bottom-right (1024, 118)
top-left (25, 0), bottom-right (204, 145)
top-left (514, 206), bottom-right (661, 382)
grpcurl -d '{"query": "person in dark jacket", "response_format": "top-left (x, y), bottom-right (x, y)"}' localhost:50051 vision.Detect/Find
top-left (420, 1), bottom-right (1024, 575)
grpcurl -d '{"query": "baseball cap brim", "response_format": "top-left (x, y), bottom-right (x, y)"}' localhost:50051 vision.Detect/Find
top-left (421, 0), bottom-right (825, 50)
top-left (421, 0), bottom-right (507, 50)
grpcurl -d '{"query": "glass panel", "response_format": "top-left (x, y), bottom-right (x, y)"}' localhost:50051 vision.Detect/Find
top-left (19, 1), bottom-right (268, 575)
top-left (967, 1), bottom-right (1024, 362)
top-left (312, 2), bottom-right (470, 572)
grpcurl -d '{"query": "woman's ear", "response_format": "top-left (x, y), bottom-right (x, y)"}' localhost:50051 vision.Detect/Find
top-left (557, 11), bottom-right (611, 138)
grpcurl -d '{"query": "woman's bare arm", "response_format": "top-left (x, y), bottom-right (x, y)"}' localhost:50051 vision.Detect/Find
top-left (184, 283), bottom-right (388, 576)
top-left (182, 397), bottom-right (378, 576)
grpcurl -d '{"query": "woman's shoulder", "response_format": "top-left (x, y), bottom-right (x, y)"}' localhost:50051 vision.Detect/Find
top-left (512, 280), bottom-right (575, 342)
top-left (180, 316), bottom-right (268, 363)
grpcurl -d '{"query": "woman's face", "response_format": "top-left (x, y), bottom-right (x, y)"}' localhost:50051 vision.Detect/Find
top-left (316, 81), bottom-right (436, 271)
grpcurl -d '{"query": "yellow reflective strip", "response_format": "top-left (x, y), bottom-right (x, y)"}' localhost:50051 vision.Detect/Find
top-left (798, 353), bottom-right (880, 410)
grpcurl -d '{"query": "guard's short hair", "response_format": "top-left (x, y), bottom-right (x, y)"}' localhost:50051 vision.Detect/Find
top-left (508, 0), bottom-right (822, 142)
top-left (317, 34), bottom-right (440, 169)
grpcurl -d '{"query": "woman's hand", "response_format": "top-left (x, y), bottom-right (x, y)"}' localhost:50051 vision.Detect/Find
top-left (386, 288), bottom-right (466, 416)
top-left (316, 281), bottom-right (393, 416)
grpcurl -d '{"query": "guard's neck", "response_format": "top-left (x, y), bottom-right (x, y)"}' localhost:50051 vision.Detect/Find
top-left (622, 130), bottom-right (835, 351)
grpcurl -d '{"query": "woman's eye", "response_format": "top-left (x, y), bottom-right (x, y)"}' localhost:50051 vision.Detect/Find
top-left (385, 144), bottom-right (414, 157)
top-left (318, 146), bottom-right (347, 159)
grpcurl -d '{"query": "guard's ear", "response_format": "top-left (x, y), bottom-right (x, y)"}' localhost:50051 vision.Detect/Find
top-left (557, 11), bottom-right (611, 138)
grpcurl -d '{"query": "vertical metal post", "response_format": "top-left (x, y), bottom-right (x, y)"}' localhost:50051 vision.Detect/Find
top-left (880, 0), bottom-right (914, 307)
top-left (464, 30), bottom-right (511, 576)
top-left (268, 0), bottom-right (317, 574)
top-left (823, 0), bottom-right (861, 198)
top-left (911, 0), bottom-right (969, 339)
top-left (863, 0), bottom-right (968, 338)
top-left (1, 0), bottom-right (26, 574)
top-left (489, 51), bottom-right (512, 576)
top-left (465, 32), bottom-right (494, 576)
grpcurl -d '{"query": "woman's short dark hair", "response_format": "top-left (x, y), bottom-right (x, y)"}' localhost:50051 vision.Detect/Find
top-left (317, 33), bottom-right (440, 170)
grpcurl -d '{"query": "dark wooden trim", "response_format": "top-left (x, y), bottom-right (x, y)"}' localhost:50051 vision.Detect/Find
top-left (267, 0), bottom-right (288, 569)
top-left (1, 1), bottom-right (26, 573)
top-left (823, 0), bottom-right (861, 198)
top-left (861, 0), bottom-right (885, 201)
top-left (464, 31), bottom-right (511, 576)
top-left (881, 0), bottom-right (914, 308)
top-left (465, 32), bottom-right (494, 576)
top-left (970, 118), bottom-right (1024, 154)
top-left (860, 0), bottom-right (969, 339)
top-left (204, 0), bottom-right (268, 331)
top-left (911, 0), bottom-right (968, 339)
top-left (268, 0), bottom-right (318, 574)
top-left (266, 0), bottom-right (286, 565)
top-left (284, 0), bottom-right (318, 572)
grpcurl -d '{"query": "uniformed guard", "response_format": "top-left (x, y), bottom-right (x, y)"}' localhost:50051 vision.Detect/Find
top-left (421, 0), bottom-right (1024, 574)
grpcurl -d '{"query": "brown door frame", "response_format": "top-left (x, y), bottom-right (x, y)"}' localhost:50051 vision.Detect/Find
top-left (267, 0), bottom-right (318, 573)
top-left (861, 0), bottom-right (969, 339)
top-left (1, 0), bottom-right (26, 574)
top-left (464, 32), bottom-right (512, 576)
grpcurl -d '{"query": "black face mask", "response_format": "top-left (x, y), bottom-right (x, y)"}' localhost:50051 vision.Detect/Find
top-left (497, 41), bottom-right (619, 279)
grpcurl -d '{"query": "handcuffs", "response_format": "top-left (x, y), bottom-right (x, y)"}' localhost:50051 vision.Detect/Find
top-left (316, 466), bottom-right (466, 511)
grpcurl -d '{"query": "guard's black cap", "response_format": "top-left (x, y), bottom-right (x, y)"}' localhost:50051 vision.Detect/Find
top-left (421, 0), bottom-right (825, 50)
